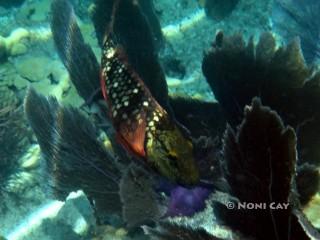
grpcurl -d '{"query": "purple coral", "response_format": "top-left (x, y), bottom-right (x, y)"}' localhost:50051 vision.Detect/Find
top-left (166, 186), bottom-right (211, 217)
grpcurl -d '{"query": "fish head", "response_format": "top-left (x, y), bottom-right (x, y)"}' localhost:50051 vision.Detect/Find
top-left (146, 125), bottom-right (199, 186)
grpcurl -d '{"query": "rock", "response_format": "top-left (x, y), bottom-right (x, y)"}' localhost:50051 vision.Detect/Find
top-left (15, 55), bottom-right (55, 82)
top-left (93, 225), bottom-right (129, 240)
top-left (0, 28), bottom-right (30, 61)
top-left (167, 77), bottom-right (182, 87)
top-left (304, 193), bottom-right (320, 229)
top-left (5, 190), bottom-right (96, 240)
top-left (19, 0), bottom-right (51, 22)
top-left (21, 145), bottom-right (40, 170)
top-left (10, 43), bottom-right (28, 56)
top-left (52, 191), bottom-right (96, 237)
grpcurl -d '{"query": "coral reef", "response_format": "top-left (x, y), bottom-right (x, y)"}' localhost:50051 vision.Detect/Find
top-left (0, 86), bottom-right (30, 195)
top-left (3, 0), bottom-right (318, 239)
top-left (0, 28), bottom-right (29, 61)
top-left (0, 25), bottom-right (54, 62)
top-left (273, 0), bottom-right (320, 64)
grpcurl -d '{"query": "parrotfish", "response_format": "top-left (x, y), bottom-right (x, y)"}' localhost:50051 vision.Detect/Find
top-left (100, 35), bottom-right (199, 185)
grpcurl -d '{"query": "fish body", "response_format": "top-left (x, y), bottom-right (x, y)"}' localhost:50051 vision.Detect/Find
top-left (100, 35), bottom-right (199, 185)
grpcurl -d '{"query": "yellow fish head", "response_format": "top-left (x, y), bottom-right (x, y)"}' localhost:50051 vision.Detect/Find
top-left (146, 125), bottom-right (199, 186)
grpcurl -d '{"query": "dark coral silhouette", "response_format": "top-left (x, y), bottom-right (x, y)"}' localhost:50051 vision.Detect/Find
top-left (215, 97), bottom-right (302, 240)
top-left (202, 32), bottom-right (320, 205)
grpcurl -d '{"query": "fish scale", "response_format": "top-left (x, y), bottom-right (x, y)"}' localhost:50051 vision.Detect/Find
top-left (100, 34), bottom-right (199, 185)
top-left (101, 36), bottom-right (165, 156)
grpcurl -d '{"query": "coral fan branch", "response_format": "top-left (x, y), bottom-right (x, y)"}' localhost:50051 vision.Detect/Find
top-left (51, 0), bottom-right (101, 102)
top-left (215, 97), bottom-right (312, 240)
top-left (24, 88), bottom-right (122, 216)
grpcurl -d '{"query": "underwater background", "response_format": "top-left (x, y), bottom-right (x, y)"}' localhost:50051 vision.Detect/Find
top-left (0, 0), bottom-right (320, 239)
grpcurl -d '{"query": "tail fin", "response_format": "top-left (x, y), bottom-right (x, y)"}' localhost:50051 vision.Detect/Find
top-left (24, 88), bottom-right (122, 215)
top-left (51, 0), bottom-right (101, 102)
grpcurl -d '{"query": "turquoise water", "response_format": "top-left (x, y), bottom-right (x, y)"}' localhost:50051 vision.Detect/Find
top-left (0, 0), bottom-right (320, 239)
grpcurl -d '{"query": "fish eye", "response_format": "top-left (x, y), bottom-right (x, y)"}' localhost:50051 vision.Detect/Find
top-left (167, 152), bottom-right (178, 161)
top-left (167, 153), bottom-right (179, 171)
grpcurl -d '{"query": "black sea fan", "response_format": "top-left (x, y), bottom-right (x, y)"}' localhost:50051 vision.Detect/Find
top-left (215, 98), bottom-right (300, 240)
top-left (0, 86), bottom-right (30, 195)
top-left (24, 88), bottom-right (123, 217)
top-left (202, 31), bottom-right (320, 205)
